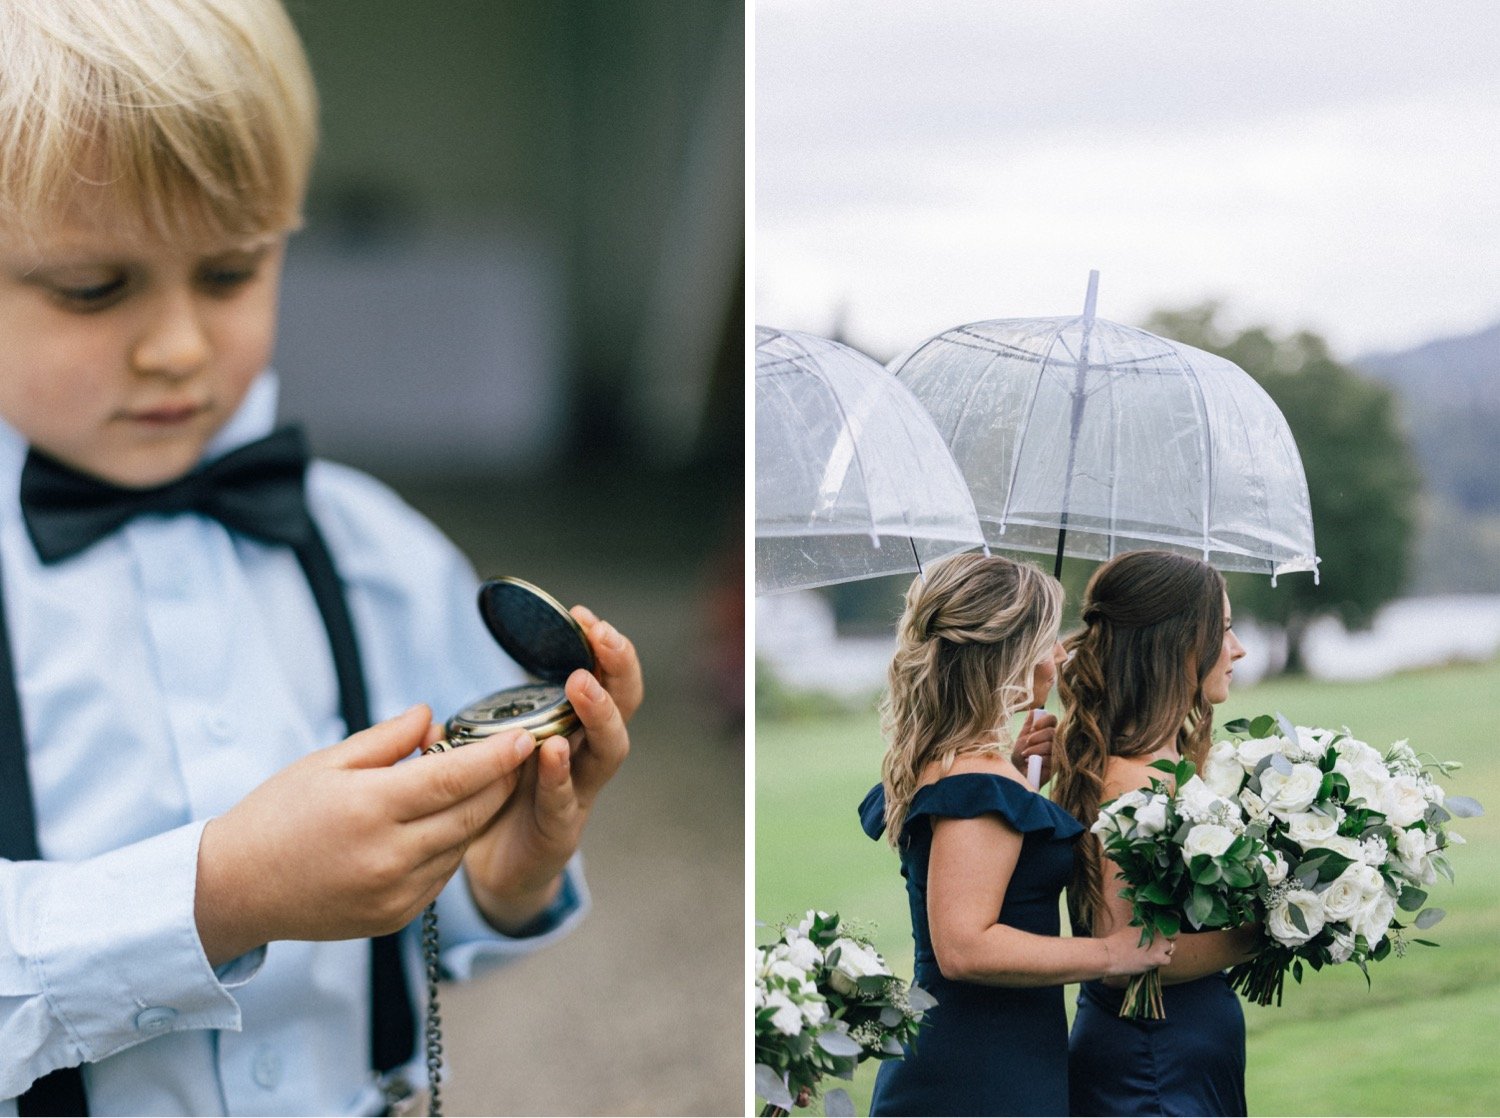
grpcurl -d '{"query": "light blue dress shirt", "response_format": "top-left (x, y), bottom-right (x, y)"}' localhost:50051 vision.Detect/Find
top-left (0, 372), bottom-right (588, 1115)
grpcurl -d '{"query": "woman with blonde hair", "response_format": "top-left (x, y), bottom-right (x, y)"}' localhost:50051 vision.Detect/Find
top-left (859, 553), bottom-right (1173, 1116)
top-left (1053, 549), bottom-right (1256, 1116)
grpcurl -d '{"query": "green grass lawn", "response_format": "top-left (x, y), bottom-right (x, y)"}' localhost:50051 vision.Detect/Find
top-left (756, 658), bottom-right (1500, 1116)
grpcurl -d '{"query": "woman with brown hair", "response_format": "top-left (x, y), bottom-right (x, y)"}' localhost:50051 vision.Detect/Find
top-left (858, 553), bottom-right (1173, 1116)
top-left (1053, 549), bottom-right (1256, 1116)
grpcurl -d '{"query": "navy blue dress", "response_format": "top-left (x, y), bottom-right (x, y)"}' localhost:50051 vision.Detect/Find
top-left (1069, 965), bottom-right (1247, 1116)
top-left (859, 774), bottom-right (1084, 1117)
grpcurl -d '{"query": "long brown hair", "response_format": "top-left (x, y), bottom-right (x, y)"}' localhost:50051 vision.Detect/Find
top-left (879, 553), bottom-right (1063, 846)
top-left (1052, 549), bottom-right (1226, 930)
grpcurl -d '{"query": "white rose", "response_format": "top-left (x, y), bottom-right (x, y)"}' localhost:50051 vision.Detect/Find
top-left (800, 998), bottom-right (829, 1027)
top-left (1133, 793), bottom-right (1170, 837)
top-left (1352, 889), bottom-right (1396, 946)
top-left (1420, 777), bottom-right (1445, 807)
top-left (766, 958), bottom-right (809, 987)
top-left (1380, 774), bottom-right (1429, 828)
top-left (1259, 762), bottom-right (1324, 816)
top-left (827, 937), bottom-right (889, 995)
top-left (1239, 787), bottom-right (1271, 823)
top-left (1260, 849), bottom-right (1289, 886)
top-left (1236, 736), bottom-right (1288, 773)
top-left (1267, 888), bottom-right (1326, 947)
top-left (1394, 826), bottom-right (1435, 883)
top-left (764, 991), bottom-right (803, 1036)
top-left (1315, 834), bottom-right (1367, 864)
top-left (782, 935), bottom-right (823, 972)
top-left (1181, 823), bottom-right (1237, 863)
top-left (1333, 746), bottom-right (1389, 807)
top-left (1093, 790), bottom-right (1148, 838)
top-left (1203, 741), bottom-right (1246, 797)
top-left (1327, 927), bottom-right (1358, 964)
top-left (1320, 866), bottom-right (1374, 922)
top-left (1284, 810), bottom-right (1339, 846)
top-left (1178, 775), bottom-right (1241, 826)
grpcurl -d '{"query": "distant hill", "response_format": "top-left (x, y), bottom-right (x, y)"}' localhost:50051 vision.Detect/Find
top-left (1357, 320), bottom-right (1500, 591)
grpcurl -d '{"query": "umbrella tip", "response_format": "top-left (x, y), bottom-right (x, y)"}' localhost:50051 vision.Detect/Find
top-left (1083, 270), bottom-right (1099, 322)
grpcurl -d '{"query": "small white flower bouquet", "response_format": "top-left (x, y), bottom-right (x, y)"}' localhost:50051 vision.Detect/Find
top-left (1213, 714), bottom-right (1483, 1006)
top-left (754, 910), bottom-right (936, 1116)
top-left (1092, 759), bottom-right (1270, 1018)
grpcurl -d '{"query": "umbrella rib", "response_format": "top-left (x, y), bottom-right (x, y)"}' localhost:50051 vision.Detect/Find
top-left (1169, 345), bottom-right (1216, 565)
top-left (997, 322), bottom-right (1069, 539)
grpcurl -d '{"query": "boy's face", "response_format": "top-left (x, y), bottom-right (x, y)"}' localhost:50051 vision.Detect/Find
top-left (0, 183), bottom-right (286, 487)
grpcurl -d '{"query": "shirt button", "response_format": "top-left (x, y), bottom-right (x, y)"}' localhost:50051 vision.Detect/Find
top-left (205, 714), bottom-right (235, 742)
top-left (252, 1045), bottom-right (283, 1089)
top-left (134, 1006), bottom-right (177, 1033)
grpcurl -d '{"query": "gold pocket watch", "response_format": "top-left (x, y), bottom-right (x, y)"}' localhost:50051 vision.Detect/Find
top-left (424, 576), bottom-right (594, 753)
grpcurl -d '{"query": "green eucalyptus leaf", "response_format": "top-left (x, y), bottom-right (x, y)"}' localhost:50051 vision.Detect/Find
top-left (1186, 888), bottom-right (1214, 929)
top-left (879, 1006), bottom-right (903, 1027)
top-left (756, 1064), bottom-right (794, 1110)
top-left (817, 1029), bottom-right (863, 1058)
top-left (825, 1087), bottom-right (856, 1117)
top-left (1250, 714), bottom-right (1277, 738)
top-left (1288, 903), bottom-right (1309, 935)
top-left (1274, 713), bottom-right (1299, 742)
top-left (881, 1035), bottom-right (906, 1056)
top-left (1411, 938), bottom-right (1441, 947)
top-left (1397, 887), bottom-right (1428, 912)
top-left (1415, 907), bottom-right (1447, 929)
top-left (1269, 752), bottom-right (1294, 777)
top-left (1223, 718), bottom-right (1251, 736)
top-left (1446, 795), bottom-right (1485, 818)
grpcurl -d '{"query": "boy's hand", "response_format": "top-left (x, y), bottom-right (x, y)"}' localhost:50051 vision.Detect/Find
top-left (461, 607), bottom-right (640, 933)
top-left (194, 706), bottom-right (536, 966)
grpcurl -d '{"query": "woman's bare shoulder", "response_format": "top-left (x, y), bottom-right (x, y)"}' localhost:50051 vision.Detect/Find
top-left (918, 751), bottom-right (1029, 792)
top-left (1101, 752), bottom-right (1170, 799)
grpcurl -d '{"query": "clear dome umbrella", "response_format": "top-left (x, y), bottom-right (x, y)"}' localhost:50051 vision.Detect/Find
top-left (889, 273), bottom-right (1319, 583)
top-left (755, 326), bottom-right (987, 595)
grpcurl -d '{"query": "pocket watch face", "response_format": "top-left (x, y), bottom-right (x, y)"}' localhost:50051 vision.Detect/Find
top-left (445, 682), bottom-right (580, 744)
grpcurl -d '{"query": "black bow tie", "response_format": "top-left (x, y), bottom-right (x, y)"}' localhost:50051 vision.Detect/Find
top-left (20, 426), bottom-right (315, 564)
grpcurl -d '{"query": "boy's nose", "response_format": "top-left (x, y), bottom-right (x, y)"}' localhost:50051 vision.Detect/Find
top-left (131, 289), bottom-right (211, 380)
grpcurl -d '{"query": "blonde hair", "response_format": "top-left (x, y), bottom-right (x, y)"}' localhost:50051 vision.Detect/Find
top-left (0, 0), bottom-right (317, 243)
top-left (878, 554), bottom-right (1063, 846)
top-left (1052, 550), bottom-right (1226, 931)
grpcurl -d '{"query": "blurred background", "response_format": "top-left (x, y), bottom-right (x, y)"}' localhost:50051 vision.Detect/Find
top-left (279, 3), bottom-right (744, 1114)
top-left (756, 2), bottom-right (1499, 1115)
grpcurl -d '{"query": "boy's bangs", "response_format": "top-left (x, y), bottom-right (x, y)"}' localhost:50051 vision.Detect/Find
top-left (0, 0), bottom-right (315, 243)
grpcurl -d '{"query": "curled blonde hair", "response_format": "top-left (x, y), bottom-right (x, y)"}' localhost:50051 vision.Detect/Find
top-left (0, 0), bottom-right (317, 243)
top-left (878, 553), bottom-right (1063, 846)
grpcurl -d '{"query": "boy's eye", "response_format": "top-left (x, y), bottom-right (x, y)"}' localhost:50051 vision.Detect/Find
top-left (197, 262), bottom-right (260, 294)
top-left (53, 276), bottom-right (128, 309)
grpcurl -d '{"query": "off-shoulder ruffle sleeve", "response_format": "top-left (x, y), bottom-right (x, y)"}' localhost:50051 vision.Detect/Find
top-left (859, 783), bottom-right (887, 840)
top-left (905, 774), bottom-right (1083, 842)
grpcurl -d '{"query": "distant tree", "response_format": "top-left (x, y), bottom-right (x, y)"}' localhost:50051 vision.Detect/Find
top-left (1146, 305), bottom-right (1420, 674)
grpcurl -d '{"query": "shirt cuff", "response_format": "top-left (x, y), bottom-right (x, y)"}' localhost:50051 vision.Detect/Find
top-left (437, 853), bottom-right (590, 982)
top-left (28, 821), bottom-right (252, 1063)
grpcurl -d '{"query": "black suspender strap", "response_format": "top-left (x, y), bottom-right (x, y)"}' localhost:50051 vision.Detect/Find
top-left (1, 517), bottom-right (417, 1114)
top-left (0, 577), bottom-right (90, 1118)
top-left (290, 524), bottom-right (416, 1075)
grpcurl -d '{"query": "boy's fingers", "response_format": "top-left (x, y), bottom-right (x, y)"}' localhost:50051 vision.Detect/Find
top-left (573, 609), bottom-right (643, 721)
top-left (337, 705), bottom-right (434, 769)
top-left (529, 735), bottom-right (580, 834)
top-left (565, 669), bottom-right (629, 805)
top-left (389, 730), bottom-right (537, 822)
top-left (407, 759), bottom-right (530, 855)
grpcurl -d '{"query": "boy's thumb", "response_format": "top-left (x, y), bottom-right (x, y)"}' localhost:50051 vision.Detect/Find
top-left (338, 704), bottom-right (434, 768)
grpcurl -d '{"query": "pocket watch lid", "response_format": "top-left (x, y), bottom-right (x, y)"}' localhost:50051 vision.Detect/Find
top-left (477, 576), bottom-right (595, 684)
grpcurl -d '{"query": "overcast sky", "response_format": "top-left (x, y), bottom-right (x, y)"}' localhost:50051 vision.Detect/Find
top-left (755, 0), bottom-right (1500, 360)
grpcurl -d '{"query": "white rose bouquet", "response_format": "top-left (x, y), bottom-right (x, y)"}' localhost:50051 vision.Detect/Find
top-left (1092, 758), bottom-right (1269, 1019)
top-left (1214, 714), bottom-right (1483, 1007)
top-left (754, 910), bottom-right (936, 1116)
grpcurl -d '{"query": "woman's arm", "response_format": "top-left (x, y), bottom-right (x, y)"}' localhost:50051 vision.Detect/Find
top-left (926, 798), bottom-right (1171, 987)
top-left (1088, 758), bottom-right (1258, 986)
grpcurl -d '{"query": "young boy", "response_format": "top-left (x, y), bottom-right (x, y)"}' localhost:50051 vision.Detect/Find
top-left (0, 1), bottom-right (641, 1114)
